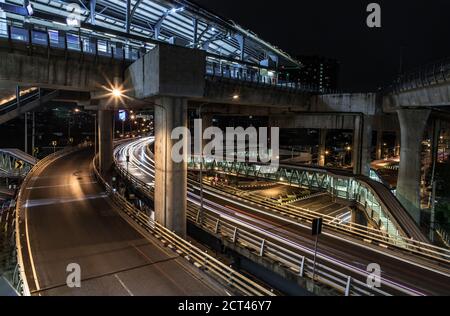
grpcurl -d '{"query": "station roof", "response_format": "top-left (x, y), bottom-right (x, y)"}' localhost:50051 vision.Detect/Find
top-left (4, 0), bottom-right (301, 68)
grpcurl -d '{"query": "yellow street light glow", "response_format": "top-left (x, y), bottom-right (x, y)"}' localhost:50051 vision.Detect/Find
top-left (232, 94), bottom-right (240, 100)
top-left (112, 88), bottom-right (123, 98)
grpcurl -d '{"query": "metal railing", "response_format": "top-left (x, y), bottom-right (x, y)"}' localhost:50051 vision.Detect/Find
top-left (205, 56), bottom-right (326, 94)
top-left (0, 16), bottom-right (331, 95)
top-left (436, 224), bottom-right (450, 248)
top-left (14, 143), bottom-right (91, 296)
top-left (388, 57), bottom-right (450, 93)
top-left (94, 157), bottom-right (274, 296)
top-left (186, 160), bottom-right (450, 263)
top-left (112, 146), bottom-right (427, 296)
top-left (0, 88), bottom-right (39, 113)
top-left (0, 199), bottom-right (22, 295)
top-left (0, 16), bottom-right (148, 62)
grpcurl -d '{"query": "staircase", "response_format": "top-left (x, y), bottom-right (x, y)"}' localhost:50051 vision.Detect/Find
top-left (0, 89), bottom-right (59, 125)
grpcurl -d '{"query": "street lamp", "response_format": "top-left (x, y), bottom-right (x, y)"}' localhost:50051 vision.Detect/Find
top-left (112, 88), bottom-right (123, 98)
top-left (108, 87), bottom-right (171, 227)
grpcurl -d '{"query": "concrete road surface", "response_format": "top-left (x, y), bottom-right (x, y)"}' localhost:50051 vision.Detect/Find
top-left (19, 149), bottom-right (226, 296)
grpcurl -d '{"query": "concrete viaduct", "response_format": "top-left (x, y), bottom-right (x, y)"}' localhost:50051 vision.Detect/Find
top-left (1, 28), bottom-right (448, 236)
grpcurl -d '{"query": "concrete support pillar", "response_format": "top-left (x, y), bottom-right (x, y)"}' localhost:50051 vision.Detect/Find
top-left (154, 97), bottom-right (188, 238)
top-left (376, 130), bottom-right (383, 160)
top-left (352, 115), bottom-right (373, 176)
top-left (318, 129), bottom-right (327, 167)
top-left (98, 110), bottom-right (113, 176)
top-left (396, 109), bottom-right (431, 224)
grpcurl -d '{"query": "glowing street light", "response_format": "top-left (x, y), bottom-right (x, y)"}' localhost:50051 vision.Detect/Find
top-left (112, 88), bottom-right (123, 98)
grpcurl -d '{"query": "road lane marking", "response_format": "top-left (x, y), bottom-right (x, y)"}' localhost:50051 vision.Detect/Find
top-left (25, 197), bottom-right (41, 292)
top-left (114, 274), bottom-right (134, 296)
top-left (26, 181), bottom-right (97, 190)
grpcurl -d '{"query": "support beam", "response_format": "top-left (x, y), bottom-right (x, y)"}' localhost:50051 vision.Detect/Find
top-left (125, 0), bottom-right (131, 33)
top-left (352, 115), bottom-right (373, 176)
top-left (24, 112), bottom-right (28, 154)
top-left (396, 109), bottom-right (431, 224)
top-left (98, 110), bottom-right (113, 176)
top-left (89, 0), bottom-right (96, 25)
top-left (32, 111), bottom-right (35, 156)
top-left (235, 34), bottom-right (246, 61)
top-left (130, 0), bottom-right (144, 18)
top-left (318, 129), bottom-right (327, 167)
top-left (154, 97), bottom-right (188, 238)
top-left (192, 18), bottom-right (198, 48)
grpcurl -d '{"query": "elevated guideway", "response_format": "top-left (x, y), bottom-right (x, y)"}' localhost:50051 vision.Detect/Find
top-left (114, 137), bottom-right (450, 296)
top-left (14, 145), bottom-right (265, 296)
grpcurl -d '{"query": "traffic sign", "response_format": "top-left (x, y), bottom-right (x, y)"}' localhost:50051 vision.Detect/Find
top-left (312, 217), bottom-right (323, 236)
top-left (15, 160), bottom-right (24, 170)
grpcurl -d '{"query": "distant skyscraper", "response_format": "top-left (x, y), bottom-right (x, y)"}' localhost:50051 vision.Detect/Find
top-left (284, 55), bottom-right (340, 92)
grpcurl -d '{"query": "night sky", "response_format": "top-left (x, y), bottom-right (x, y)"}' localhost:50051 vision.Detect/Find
top-left (192, 0), bottom-right (450, 91)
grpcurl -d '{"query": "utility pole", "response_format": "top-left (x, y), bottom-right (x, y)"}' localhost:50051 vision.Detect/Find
top-left (311, 217), bottom-right (323, 283)
top-left (430, 181), bottom-right (437, 242)
top-left (94, 113), bottom-right (97, 154)
top-left (24, 112), bottom-right (28, 154)
top-left (198, 105), bottom-right (204, 225)
top-left (32, 111), bottom-right (36, 156)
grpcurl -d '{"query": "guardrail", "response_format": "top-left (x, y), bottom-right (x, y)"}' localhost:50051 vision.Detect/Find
top-left (186, 206), bottom-right (395, 296)
top-left (94, 156), bottom-right (274, 296)
top-left (0, 199), bottom-right (21, 295)
top-left (206, 57), bottom-right (325, 94)
top-left (14, 143), bottom-right (91, 296)
top-left (388, 57), bottom-right (450, 93)
top-left (185, 162), bottom-right (450, 264)
top-left (436, 224), bottom-right (450, 248)
top-left (112, 145), bottom-right (426, 296)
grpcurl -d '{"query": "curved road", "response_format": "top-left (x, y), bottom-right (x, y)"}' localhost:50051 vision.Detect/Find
top-left (116, 137), bottom-right (450, 296)
top-left (19, 148), bottom-right (226, 296)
